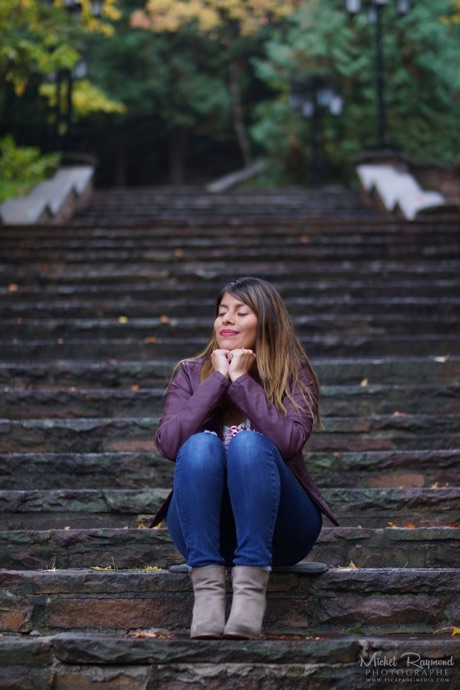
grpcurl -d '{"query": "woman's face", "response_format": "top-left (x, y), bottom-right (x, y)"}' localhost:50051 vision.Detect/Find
top-left (214, 292), bottom-right (258, 351)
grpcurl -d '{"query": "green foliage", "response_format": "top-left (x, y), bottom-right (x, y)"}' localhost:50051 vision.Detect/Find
top-left (251, 0), bottom-right (460, 184)
top-left (40, 80), bottom-right (126, 118)
top-left (0, 136), bottom-right (60, 203)
top-left (87, 19), bottom-right (232, 134)
top-left (0, 0), bottom-right (122, 120)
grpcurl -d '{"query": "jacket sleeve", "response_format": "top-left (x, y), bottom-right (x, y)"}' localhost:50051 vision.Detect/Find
top-left (155, 362), bottom-right (230, 460)
top-left (227, 368), bottom-right (317, 461)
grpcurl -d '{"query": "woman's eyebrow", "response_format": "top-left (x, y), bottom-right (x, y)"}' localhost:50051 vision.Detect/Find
top-left (218, 301), bottom-right (245, 310)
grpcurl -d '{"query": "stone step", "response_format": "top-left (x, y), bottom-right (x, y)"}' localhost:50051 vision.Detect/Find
top-left (2, 384), bottom-right (459, 419)
top-left (1, 357), bottom-right (458, 387)
top-left (0, 449), bottom-right (459, 492)
top-left (4, 239), bottom-right (459, 262)
top-left (2, 259), bottom-right (459, 286)
top-left (0, 414), bottom-right (459, 453)
top-left (1, 526), bottom-right (459, 570)
top-left (4, 296), bottom-right (460, 320)
top-left (1, 221), bottom-right (431, 242)
top-left (0, 488), bottom-right (457, 531)
top-left (306, 449), bottom-right (460, 489)
top-left (1, 632), bottom-right (458, 690)
top-left (1, 312), bottom-right (458, 340)
top-left (1, 334), bottom-right (458, 360)
top-left (0, 277), bottom-right (458, 318)
top-left (0, 567), bottom-right (458, 636)
top-left (3, 221), bottom-right (457, 240)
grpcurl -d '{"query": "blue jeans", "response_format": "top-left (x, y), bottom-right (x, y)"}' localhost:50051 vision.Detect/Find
top-left (167, 431), bottom-right (322, 569)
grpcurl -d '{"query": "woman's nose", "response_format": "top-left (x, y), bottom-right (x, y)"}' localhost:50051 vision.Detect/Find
top-left (222, 311), bottom-right (235, 324)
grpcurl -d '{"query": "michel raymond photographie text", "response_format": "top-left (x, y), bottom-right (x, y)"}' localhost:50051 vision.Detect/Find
top-left (358, 650), bottom-right (456, 684)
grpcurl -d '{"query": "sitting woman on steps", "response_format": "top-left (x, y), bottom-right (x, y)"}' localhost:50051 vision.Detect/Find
top-left (150, 276), bottom-right (338, 639)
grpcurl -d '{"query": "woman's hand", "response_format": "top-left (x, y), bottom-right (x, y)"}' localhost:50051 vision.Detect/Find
top-left (211, 349), bottom-right (231, 377)
top-left (228, 348), bottom-right (256, 382)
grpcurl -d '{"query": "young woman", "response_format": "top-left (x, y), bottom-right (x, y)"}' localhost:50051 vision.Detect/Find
top-left (151, 276), bottom-right (337, 640)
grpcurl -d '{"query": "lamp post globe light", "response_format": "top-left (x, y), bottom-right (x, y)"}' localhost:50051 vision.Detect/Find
top-left (344, 0), bottom-right (411, 150)
top-left (290, 76), bottom-right (344, 187)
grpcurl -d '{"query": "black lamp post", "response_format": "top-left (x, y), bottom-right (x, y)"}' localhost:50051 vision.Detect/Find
top-left (345, 0), bottom-right (411, 150)
top-left (51, 0), bottom-right (102, 149)
top-left (290, 77), bottom-right (344, 187)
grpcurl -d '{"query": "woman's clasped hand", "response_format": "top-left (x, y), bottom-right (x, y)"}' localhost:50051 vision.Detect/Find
top-left (211, 347), bottom-right (256, 381)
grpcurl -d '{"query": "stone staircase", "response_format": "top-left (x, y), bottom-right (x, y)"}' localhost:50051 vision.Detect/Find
top-left (0, 187), bottom-right (459, 688)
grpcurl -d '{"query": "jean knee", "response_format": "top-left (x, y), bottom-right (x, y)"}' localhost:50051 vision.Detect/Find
top-left (227, 430), bottom-right (270, 468)
top-left (177, 432), bottom-right (224, 469)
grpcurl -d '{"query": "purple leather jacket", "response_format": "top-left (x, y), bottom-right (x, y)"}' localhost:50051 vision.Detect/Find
top-left (151, 358), bottom-right (338, 527)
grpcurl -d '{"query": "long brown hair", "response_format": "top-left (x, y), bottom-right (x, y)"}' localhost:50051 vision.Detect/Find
top-left (191, 277), bottom-right (321, 423)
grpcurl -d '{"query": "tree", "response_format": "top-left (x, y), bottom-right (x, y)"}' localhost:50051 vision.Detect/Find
top-left (131, 0), bottom-right (301, 168)
top-left (0, 0), bottom-right (120, 95)
top-left (0, 0), bottom-right (123, 151)
top-left (251, 0), bottom-right (460, 184)
top-left (84, 0), bottom-right (233, 185)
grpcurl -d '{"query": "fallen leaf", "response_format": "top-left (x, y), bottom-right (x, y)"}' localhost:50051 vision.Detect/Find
top-left (91, 565), bottom-right (113, 570)
top-left (131, 385), bottom-right (139, 391)
top-left (118, 316), bottom-right (128, 323)
top-left (392, 411), bottom-right (408, 417)
top-left (8, 284), bottom-right (19, 292)
top-left (174, 248), bottom-right (184, 256)
top-left (299, 236), bottom-right (310, 244)
top-left (144, 337), bottom-right (158, 343)
top-left (388, 522), bottom-right (416, 529)
top-left (338, 561), bottom-right (359, 569)
top-left (360, 378), bottom-right (368, 387)
top-left (129, 631), bottom-right (173, 638)
top-left (160, 315), bottom-right (170, 323)
top-left (433, 625), bottom-right (460, 636)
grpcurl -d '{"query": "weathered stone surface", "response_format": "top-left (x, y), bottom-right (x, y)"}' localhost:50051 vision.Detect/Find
top-left (0, 487), bottom-right (457, 531)
top-left (0, 526), bottom-right (458, 570)
top-left (0, 452), bottom-right (174, 491)
top-left (2, 383), bottom-right (458, 419)
top-left (0, 528), bottom-right (460, 570)
top-left (1, 334), bottom-right (457, 362)
top-left (310, 526), bottom-right (460, 568)
top-left (0, 633), bottom-right (458, 690)
top-left (0, 488), bottom-right (170, 530)
top-left (306, 449), bottom-right (460, 488)
top-left (0, 413), bottom-right (459, 453)
top-left (0, 568), bottom-right (458, 636)
top-left (0, 599), bottom-right (33, 633)
top-left (0, 637), bottom-right (51, 664)
top-left (0, 449), bottom-right (458, 491)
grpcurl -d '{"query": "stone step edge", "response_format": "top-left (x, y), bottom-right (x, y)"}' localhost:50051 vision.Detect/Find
top-left (1, 631), bottom-right (458, 666)
top-left (0, 487), bottom-right (458, 510)
top-left (0, 414), bottom-right (458, 431)
top-left (0, 566), bottom-right (458, 590)
top-left (2, 383), bottom-right (458, 395)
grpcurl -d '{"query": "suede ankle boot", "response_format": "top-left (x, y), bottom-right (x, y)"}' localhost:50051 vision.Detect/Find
top-left (223, 565), bottom-right (270, 639)
top-left (189, 565), bottom-right (226, 639)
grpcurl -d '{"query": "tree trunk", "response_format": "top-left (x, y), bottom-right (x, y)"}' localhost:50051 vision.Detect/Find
top-left (115, 128), bottom-right (127, 187)
top-left (169, 127), bottom-right (188, 186)
top-left (229, 59), bottom-right (253, 169)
